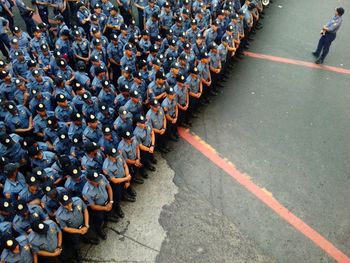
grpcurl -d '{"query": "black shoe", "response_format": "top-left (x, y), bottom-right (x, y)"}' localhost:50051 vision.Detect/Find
top-left (107, 215), bottom-right (119, 223)
top-left (115, 206), bottom-right (125, 218)
top-left (256, 26), bottom-right (263, 30)
top-left (81, 236), bottom-right (100, 245)
top-left (133, 177), bottom-right (144, 184)
top-left (315, 58), bottom-right (324, 64)
top-left (159, 147), bottom-right (168, 153)
top-left (75, 250), bottom-right (83, 263)
top-left (96, 228), bottom-right (107, 240)
top-left (191, 113), bottom-right (199, 118)
top-left (150, 157), bottom-right (157, 165)
top-left (128, 187), bottom-right (137, 197)
top-left (123, 192), bottom-right (136, 202)
top-left (312, 52), bottom-right (319, 57)
top-left (210, 90), bottom-right (218, 96)
top-left (180, 122), bottom-right (190, 128)
top-left (168, 135), bottom-right (179, 142)
top-left (146, 164), bottom-right (156, 171)
top-left (200, 100), bottom-right (209, 106)
top-left (141, 172), bottom-right (148, 178)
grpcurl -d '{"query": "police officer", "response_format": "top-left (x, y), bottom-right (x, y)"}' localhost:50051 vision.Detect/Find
top-left (4, 101), bottom-right (33, 135)
top-left (68, 111), bottom-right (86, 140)
top-left (18, 174), bottom-right (43, 204)
top-left (28, 219), bottom-right (62, 262)
top-left (0, 234), bottom-right (34, 263)
top-left (81, 141), bottom-right (104, 173)
top-left (313, 7), bottom-right (345, 64)
top-left (56, 191), bottom-right (91, 262)
top-left (82, 169), bottom-right (116, 240)
top-left (161, 86), bottom-right (178, 141)
top-left (33, 103), bottom-right (55, 139)
top-left (113, 106), bottom-right (133, 137)
top-left (98, 125), bottom-right (120, 151)
top-left (3, 163), bottom-right (26, 200)
top-left (134, 115), bottom-right (157, 171)
top-left (83, 113), bottom-right (103, 143)
top-left (146, 99), bottom-right (169, 153)
top-left (103, 146), bottom-right (134, 217)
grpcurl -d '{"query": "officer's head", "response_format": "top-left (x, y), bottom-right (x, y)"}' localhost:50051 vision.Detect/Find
top-left (59, 191), bottom-right (73, 209)
top-left (61, 29), bottom-right (70, 41)
top-left (110, 33), bottom-right (118, 44)
top-left (42, 180), bottom-right (57, 198)
top-left (47, 116), bottom-right (58, 129)
top-left (28, 146), bottom-right (43, 160)
top-left (109, 5), bottom-right (119, 16)
top-left (125, 43), bottom-right (134, 56)
top-left (119, 83), bottom-right (130, 95)
top-left (32, 167), bottom-right (48, 182)
top-left (155, 71), bottom-right (166, 85)
top-left (31, 219), bottom-right (49, 235)
top-left (122, 66), bottom-right (132, 78)
top-left (67, 165), bottom-right (82, 181)
top-left (72, 134), bottom-right (83, 147)
top-left (0, 133), bottom-right (14, 148)
top-left (190, 66), bottom-right (199, 78)
top-left (105, 146), bottom-right (119, 160)
top-left (86, 114), bottom-right (99, 129)
top-left (94, 3), bottom-right (102, 13)
top-left (182, 8), bottom-right (190, 19)
top-left (26, 174), bottom-right (40, 193)
top-left (2, 235), bottom-right (19, 253)
top-left (55, 74), bottom-right (65, 86)
top-left (15, 78), bottom-right (26, 91)
top-left (35, 103), bottom-right (46, 117)
top-left (176, 74), bottom-right (186, 87)
top-left (136, 115), bottom-right (147, 128)
top-left (33, 26), bottom-right (42, 38)
top-left (148, 0), bottom-right (155, 7)
top-left (57, 128), bottom-right (69, 142)
top-left (164, 2), bottom-right (170, 11)
top-left (200, 52), bottom-right (210, 63)
top-left (77, 1), bottom-right (86, 10)
top-left (4, 163), bottom-right (20, 179)
top-left (166, 87), bottom-right (176, 100)
top-left (93, 38), bottom-right (103, 51)
top-left (120, 23), bottom-right (129, 34)
top-left (13, 26), bottom-right (22, 36)
top-left (0, 70), bottom-right (11, 81)
top-left (85, 141), bottom-right (100, 156)
top-left (10, 38), bottom-right (19, 48)
top-left (102, 125), bottom-right (113, 139)
top-left (118, 106), bottom-right (129, 119)
top-left (170, 62), bottom-right (180, 75)
top-left (57, 58), bottom-right (67, 69)
top-left (336, 7), bottom-right (345, 16)
top-left (152, 58), bottom-right (161, 70)
top-left (15, 199), bottom-right (29, 217)
top-left (151, 12), bottom-right (159, 22)
top-left (86, 169), bottom-right (101, 186)
top-left (133, 71), bottom-right (142, 84)
top-left (121, 130), bottom-right (133, 144)
top-left (56, 93), bottom-right (68, 107)
top-left (150, 99), bottom-right (160, 111)
top-left (130, 90), bottom-right (140, 103)
top-left (0, 198), bottom-right (13, 216)
top-left (141, 30), bottom-right (149, 40)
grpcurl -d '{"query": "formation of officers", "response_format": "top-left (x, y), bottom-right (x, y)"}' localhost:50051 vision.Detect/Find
top-left (0, 0), bottom-right (266, 261)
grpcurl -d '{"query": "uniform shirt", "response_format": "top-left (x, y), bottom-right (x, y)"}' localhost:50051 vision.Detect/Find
top-left (326, 15), bottom-right (343, 33)
top-left (33, 111), bottom-right (55, 134)
top-left (30, 150), bottom-right (56, 169)
top-left (218, 43), bottom-right (228, 62)
top-left (68, 121), bottom-right (86, 139)
top-left (53, 137), bottom-right (72, 155)
top-left (56, 197), bottom-right (86, 229)
top-left (174, 84), bottom-right (188, 106)
top-left (143, 5), bottom-right (160, 21)
top-left (74, 71), bottom-right (91, 89)
top-left (1, 133), bottom-right (26, 163)
top-left (15, 0), bottom-right (30, 14)
top-left (160, 10), bottom-right (173, 29)
top-left (107, 42), bottom-right (123, 63)
top-left (77, 8), bottom-right (91, 25)
top-left (3, 172), bottom-right (26, 199)
top-left (13, 205), bottom-right (46, 235)
top-left (40, 187), bottom-right (65, 215)
top-left (12, 59), bottom-right (29, 79)
top-left (170, 24), bottom-right (183, 37)
top-left (124, 98), bottom-right (143, 118)
top-left (96, 108), bottom-right (116, 126)
top-left (29, 92), bottom-right (53, 113)
top-left (146, 19), bottom-right (159, 38)
top-left (107, 13), bottom-right (124, 28)
top-left (103, 155), bottom-right (126, 179)
top-left (18, 186), bottom-right (44, 203)
top-left (118, 137), bottom-right (138, 160)
top-left (81, 152), bottom-right (104, 172)
top-left (43, 122), bottom-right (67, 143)
top-left (83, 126), bottom-right (104, 143)
top-left (5, 105), bottom-right (31, 132)
top-left (131, 81), bottom-right (147, 102)
top-left (82, 174), bottom-right (110, 206)
top-left (73, 39), bottom-right (90, 58)
top-left (98, 87), bottom-right (116, 106)
top-left (113, 115), bottom-right (133, 136)
top-left (0, 235), bottom-right (32, 263)
top-left (120, 54), bottom-right (137, 72)
top-left (55, 103), bottom-right (76, 123)
top-left (148, 81), bottom-right (167, 100)
top-left (161, 97), bottom-right (177, 117)
top-left (64, 173), bottom-right (86, 197)
top-left (209, 51), bottom-right (221, 69)
top-left (146, 107), bottom-right (165, 130)
top-left (28, 219), bottom-right (61, 253)
top-left (133, 123), bottom-right (152, 147)
top-left (197, 61), bottom-right (210, 81)
top-left (0, 78), bottom-right (16, 101)
top-left (30, 36), bottom-right (47, 56)
top-left (205, 28), bottom-right (217, 47)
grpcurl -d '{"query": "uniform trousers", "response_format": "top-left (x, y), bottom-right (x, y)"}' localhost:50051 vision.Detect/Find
top-left (315, 32), bottom-right (336, 60)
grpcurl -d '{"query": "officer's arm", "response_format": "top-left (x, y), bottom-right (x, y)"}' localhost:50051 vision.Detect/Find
top-left (33, 252), bottom-right (38, 263)
top-left (106, 183), bottom-right (113, 203)
top-left (61, 226), bottom-right (83, 234)
top-left (83, 207), bottom-right (89, 227)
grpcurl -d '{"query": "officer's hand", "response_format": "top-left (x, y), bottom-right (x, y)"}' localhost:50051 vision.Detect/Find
top-left (159, 128), bottom-right (165, 135)
top-left (135, 159), bottom-right (142, 167)
top-left (171, 119), bottom-right (176, 124)
top-left (54, 247), bottom-right (62, 256)
top-left (149, 146), bottom-right (154, 153)
top-left (126, 174), bottom-right (132, 181)
top-left (105, 203), bottom-right (113, 211)
top-left (125, 181), bottom-right (130, 188)
top-left (80, 227), bottom-right (88, 235)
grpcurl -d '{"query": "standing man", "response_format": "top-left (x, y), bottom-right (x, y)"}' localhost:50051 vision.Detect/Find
top-left (313, 7), bottom-right (345, 64)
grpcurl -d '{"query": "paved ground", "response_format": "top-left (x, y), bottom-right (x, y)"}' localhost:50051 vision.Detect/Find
top-left (10, 0), bottom-right (350, 262)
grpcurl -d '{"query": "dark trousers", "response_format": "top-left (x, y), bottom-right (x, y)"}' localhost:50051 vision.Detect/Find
top-left (0, 33), bottom-right (10, 59)
top-left (137, 9), bottom-right (144, 29)
top-left (20, 13), bottom-right (36, 37)
top-left (315, 32), bottom-right (336, 60)
top-left (111, 183), bottom-right (123, 208)
top-left (38, 8), bottom-right (49, 25)
top-left (140, 149), bottom-right (151, 167)
top-left (0, 12), bottom-right (14, 32)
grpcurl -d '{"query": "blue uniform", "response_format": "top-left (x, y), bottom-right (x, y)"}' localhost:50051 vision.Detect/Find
top-left (82, 174), bottom-right (110, 205)
top-left (103, 155), bottom-right (126, 179)
top-left (0, 235), bottom-right (33, 263)
top-left (28, 219), bottom-right (61, 253)
top-left (56, 197), bottom-right (87, 229)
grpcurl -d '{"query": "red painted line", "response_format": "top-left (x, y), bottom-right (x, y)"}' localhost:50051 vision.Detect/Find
top-left (178, 128), bottom-right (350, 263)
top-left (244, 51), bottom-right (350, 75)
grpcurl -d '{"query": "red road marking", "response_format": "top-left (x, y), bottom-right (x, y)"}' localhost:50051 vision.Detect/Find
top-left (244, 51), bottom-right (350, 75)
top-left (178, 128), bottom-right (350, 263)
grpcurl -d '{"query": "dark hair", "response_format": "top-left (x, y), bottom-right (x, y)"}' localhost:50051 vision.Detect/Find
top-left (337, 7), bottom-right (345, 16)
